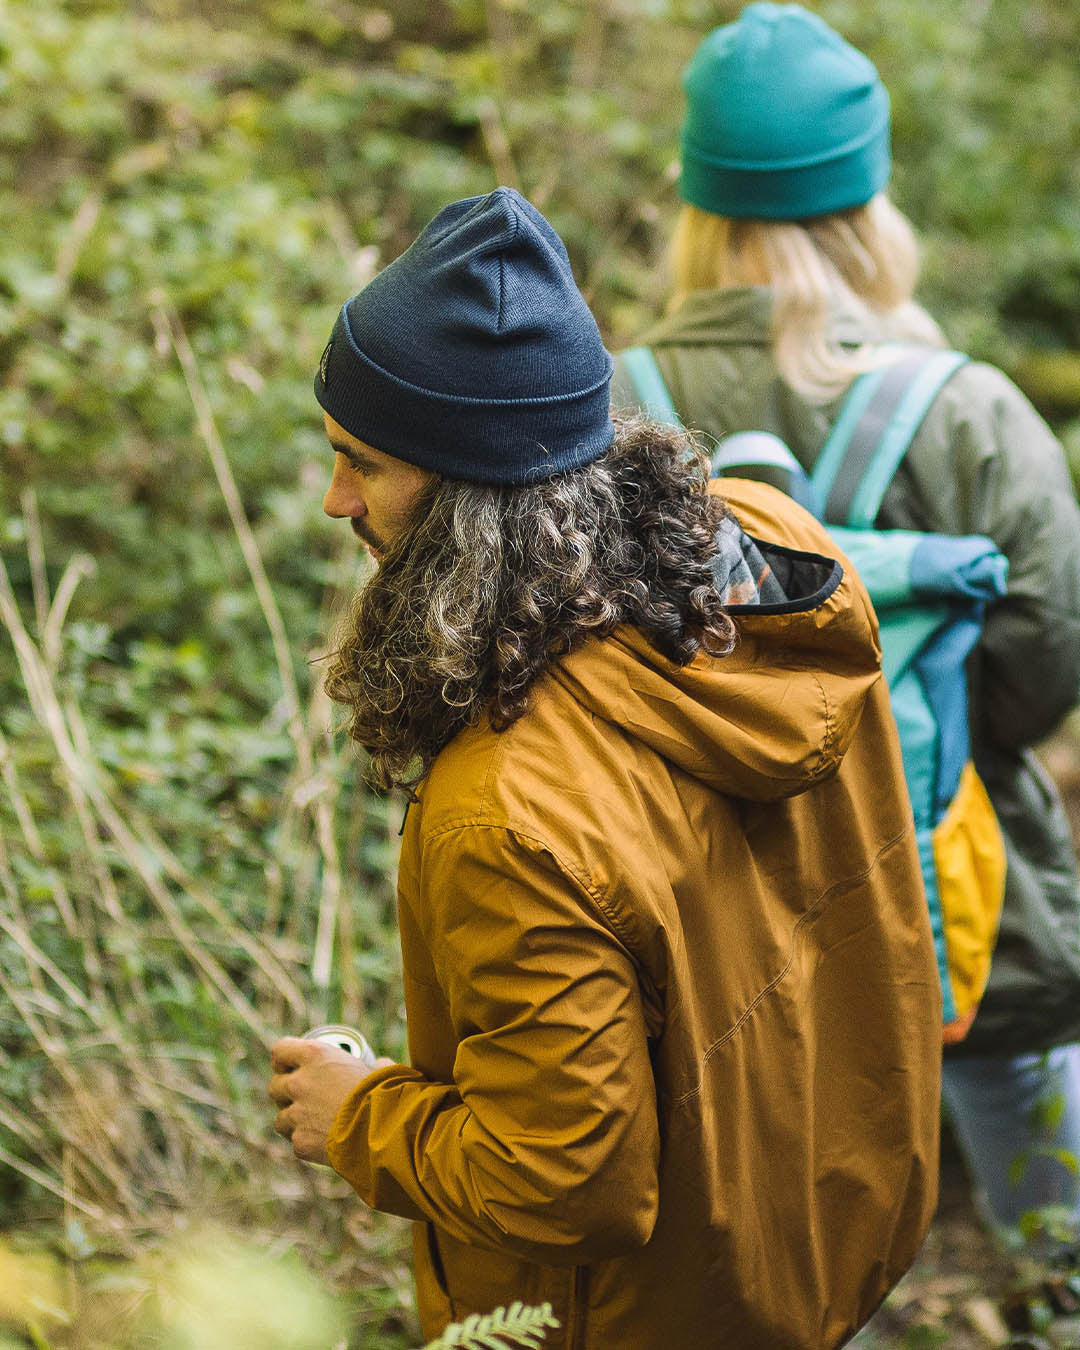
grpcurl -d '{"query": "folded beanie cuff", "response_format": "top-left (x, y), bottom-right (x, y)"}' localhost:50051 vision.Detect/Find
top-left (680, 119), bottom-right (891, 219)
top-left (334, 303), bottom-right (613, 410)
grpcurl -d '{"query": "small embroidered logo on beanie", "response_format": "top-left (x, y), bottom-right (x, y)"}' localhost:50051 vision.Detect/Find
top-left (319, 337), bottom-right (334, 389)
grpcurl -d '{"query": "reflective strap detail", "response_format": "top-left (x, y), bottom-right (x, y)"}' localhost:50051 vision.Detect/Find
top-left (844, 351), bottom-right (969, 527)
top-left (620, 346), bottom-right (684, 428)
top-left (810, 364), bottom-right (893, 508)
top-left (822, 354), bottom-right (933, 525)
top-left (812, 349), bottom-right (969, 527)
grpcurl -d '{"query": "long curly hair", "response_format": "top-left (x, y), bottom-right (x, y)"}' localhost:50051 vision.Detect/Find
top-left (323, 414), bottom-right (737, 792)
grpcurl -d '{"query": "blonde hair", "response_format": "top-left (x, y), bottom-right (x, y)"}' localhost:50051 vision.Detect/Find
top-left (669, 194), bottom-right (944, 401)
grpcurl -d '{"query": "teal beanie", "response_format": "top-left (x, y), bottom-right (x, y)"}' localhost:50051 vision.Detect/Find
top-left (680, 3), bottom-right (891, 220)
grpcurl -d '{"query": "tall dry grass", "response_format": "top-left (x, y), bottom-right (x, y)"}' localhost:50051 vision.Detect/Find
top-left (0, 310), bottom-right (416, 1346)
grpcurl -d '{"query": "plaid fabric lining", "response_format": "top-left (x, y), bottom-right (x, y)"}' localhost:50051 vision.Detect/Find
top-left (713, 515), bottom-right (789, 608)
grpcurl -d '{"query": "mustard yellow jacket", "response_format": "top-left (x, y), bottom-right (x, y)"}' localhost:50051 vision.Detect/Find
top-left (613, 286), bottom-right (1080, 1056)
top-left (328, 479), bottom-right (942, 1349)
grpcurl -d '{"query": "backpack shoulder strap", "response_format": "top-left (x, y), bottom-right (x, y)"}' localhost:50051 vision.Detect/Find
top-left (813, 350), bottom-right (969, 528)
top-left (622, 347), bottom-right (820, 513)
top-left (619, 346), bottom-right (685, 428)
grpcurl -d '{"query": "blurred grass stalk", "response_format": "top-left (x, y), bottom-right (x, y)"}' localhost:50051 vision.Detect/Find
top-left (2, 504), bottom-right (291, 1222)
top-left (0, 322), bottom-right (401, 1264)
top-left (149, 293), bottom-right (346, 1000)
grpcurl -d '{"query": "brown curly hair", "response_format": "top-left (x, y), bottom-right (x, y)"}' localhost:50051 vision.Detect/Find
top-left (323, 413), bottom-right (737, 791)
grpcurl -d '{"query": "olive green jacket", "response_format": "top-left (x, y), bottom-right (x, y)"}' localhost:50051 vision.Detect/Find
top-left (613, 286), bottom-right (1080, 1056)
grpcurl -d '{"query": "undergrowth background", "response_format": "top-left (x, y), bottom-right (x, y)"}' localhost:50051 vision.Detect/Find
top-left (2, 1), bottom-right (1080, 1346)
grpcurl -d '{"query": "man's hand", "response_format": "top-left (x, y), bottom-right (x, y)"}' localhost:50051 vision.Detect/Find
top-left (268, 1036), bottom-right (392, 1166)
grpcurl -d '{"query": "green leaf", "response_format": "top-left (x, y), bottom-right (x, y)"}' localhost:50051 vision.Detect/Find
top-left (422, 1301), bottom-right (560, 1350)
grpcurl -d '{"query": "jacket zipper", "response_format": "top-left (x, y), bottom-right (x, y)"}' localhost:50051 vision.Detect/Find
top-left (567, 1266), bottom-right (589, 1350)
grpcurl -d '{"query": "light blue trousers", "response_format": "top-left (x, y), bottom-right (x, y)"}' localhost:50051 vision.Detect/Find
top-left (942, 1043), bottom-right (1080, 1248)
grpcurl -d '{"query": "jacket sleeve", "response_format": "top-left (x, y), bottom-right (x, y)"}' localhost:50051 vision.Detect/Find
top-left (325, 824), bottom-right (661, 1266)
top-left (917, 363), bottom-right (1080, 749)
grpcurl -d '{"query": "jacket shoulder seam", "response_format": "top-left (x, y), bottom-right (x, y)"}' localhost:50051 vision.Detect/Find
top-left (419, 819), bottom-right (638, 951)
top-left (673, 820), bottom-right (916, 1109)
top-left (476, 720), bottom-right (512, 820)
top-left (809, 670), bottom-right (833, 773)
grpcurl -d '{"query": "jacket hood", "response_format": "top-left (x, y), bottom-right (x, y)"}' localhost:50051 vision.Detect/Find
top-left (549, 477), bottom-right (883, 802)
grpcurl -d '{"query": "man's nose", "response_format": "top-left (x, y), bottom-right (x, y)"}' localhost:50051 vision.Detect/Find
top-left (323, 459), bottom-right (365, 519)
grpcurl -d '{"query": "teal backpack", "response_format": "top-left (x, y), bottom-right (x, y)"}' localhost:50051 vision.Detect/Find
top-left (621, 345), bottom-right (1010, 1044)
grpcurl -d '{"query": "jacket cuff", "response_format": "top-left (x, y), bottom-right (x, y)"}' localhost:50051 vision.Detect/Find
top-left (326, 1063), bottom-right (412, 1182)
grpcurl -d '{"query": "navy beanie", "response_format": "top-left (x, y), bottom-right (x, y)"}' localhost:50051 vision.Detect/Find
top-left (314, 187), bottom-right (615, 485)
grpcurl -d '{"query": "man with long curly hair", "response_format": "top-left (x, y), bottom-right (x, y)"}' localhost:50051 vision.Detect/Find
top-left (267, 187), bottom-right (942, 1349)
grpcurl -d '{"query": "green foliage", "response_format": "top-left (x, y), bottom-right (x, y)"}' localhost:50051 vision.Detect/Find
top-left (3, 0), bottom-right (1080, 1344)
top-left (0, 1228), bottom-right (551, 1350)
top-left (3, 0), bottom-right (1079, 647)
top-left (0, 1227), bottom-right (353, 1348)
top-left (899, 1327), bottom-right (949, 1350)
top-left (421, 1302), bottom-right (560, 1350)
top-left (0, 529), bottom-right (417, 1342)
